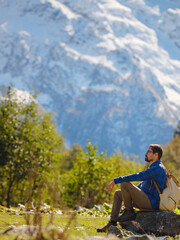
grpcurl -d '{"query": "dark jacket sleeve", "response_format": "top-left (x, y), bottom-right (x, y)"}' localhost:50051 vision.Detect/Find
top-left (114, 166), bottom-right (161, 184)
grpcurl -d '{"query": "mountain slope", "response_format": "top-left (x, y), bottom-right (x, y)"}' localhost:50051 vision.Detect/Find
top-left (0, 0), bottom-right (180, 158)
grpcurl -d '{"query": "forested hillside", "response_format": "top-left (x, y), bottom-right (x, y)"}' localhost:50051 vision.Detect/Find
top-left (0, 87), bottom-right (179, 209)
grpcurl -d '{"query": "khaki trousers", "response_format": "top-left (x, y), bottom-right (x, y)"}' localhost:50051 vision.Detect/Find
top-left (111, 182), bottom-right (153, 220)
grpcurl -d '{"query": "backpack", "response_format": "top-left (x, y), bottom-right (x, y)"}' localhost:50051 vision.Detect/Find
top-left (153, 174), bottom-right (180, 211)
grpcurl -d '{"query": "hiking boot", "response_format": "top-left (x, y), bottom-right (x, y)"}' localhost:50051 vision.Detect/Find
top-left (115, 209), bottom-right (136, 222)
top-left (97, 220), bottom-right (117, 233)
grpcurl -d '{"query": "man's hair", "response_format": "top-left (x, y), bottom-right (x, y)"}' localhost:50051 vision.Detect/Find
top-left (150, 144), bottom-right (163, 159)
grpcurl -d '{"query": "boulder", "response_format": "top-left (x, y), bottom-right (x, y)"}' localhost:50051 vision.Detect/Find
top-left (120, 210), bottom-right (180, 237)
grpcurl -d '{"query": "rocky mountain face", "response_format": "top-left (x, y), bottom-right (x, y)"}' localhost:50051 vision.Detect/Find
top-left (0, 0), bottom-right (180, 158)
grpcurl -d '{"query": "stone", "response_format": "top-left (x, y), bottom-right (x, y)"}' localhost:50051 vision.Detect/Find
top-left (126, 234), bottom-right (155, 240)
top-left (2, 224), bottom-right (64, 238)
top-left (120, 210), bottom-right (180, 237)
top-left (108, 225), bottom-right (123, 238)
top-left (108, 226), bottom-right (155, 239)
top-left (89, 235), bottom-right (119, 240)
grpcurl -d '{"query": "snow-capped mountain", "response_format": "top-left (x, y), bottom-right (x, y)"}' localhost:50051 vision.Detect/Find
top-left (0, 0), bottom-right (180, 158)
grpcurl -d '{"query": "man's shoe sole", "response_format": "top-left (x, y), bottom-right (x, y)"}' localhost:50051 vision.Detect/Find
top-left (97, 222), bottom-right (117, 233)
top-left (97, 228), bottom-right (105, 233)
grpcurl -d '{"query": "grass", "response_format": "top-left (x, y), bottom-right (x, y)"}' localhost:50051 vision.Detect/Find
top-left (0, 208), bottom-right (180, 239)
top-left (174, 208), bottom-right (180, 215)
top-left (0, 212), bottom-right (108, 239)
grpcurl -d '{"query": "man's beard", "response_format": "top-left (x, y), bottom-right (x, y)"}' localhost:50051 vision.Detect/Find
top-left (145, 156), bottom-right (153, 163)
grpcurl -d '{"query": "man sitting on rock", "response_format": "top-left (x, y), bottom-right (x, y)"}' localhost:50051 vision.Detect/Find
top-left (97, 144), bottom-right (166, 233)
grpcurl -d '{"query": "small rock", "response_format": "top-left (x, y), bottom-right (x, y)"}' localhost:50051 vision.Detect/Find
top-left (66, 211), bottom-right (76, 215)
top-left (3, 225), bottom-right (38, 236)
top-left (2, 224), bottom-right (63, 238)
top-left (73, 206), bottom-right (83, 211)
top-left (88, 234), bottom-right (119, 240)
top-left (126, 234), bottom-right (155, 240)
top-left (108, 225), bottom-right (123, 238)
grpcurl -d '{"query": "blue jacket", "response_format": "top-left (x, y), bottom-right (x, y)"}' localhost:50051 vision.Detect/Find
top-left (114, 160), bottom-right (166, 210)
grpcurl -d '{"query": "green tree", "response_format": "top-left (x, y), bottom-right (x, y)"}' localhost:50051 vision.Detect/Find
top-left (61, 141), bottom-right (144, 208)
top-left (59, 143), bottom-right (83, 173)
top-left (107, 152), bottom-right (144, 184)
top-left (61, 141), bottom-right (112, 208)
top-left (174, 121), bottom-right (180, 137)
top-left (162, 137), bottom-right (180, 180)
top-left (162, 121), bottom-right (180, 180)
top-left (0, 87), bottom-right (64, 207)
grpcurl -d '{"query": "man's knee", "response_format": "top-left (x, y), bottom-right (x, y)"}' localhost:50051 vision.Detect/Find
top-left (121, 182), bottom-right (132, 190)
top-left (114, 189), bottom-right (122, 200)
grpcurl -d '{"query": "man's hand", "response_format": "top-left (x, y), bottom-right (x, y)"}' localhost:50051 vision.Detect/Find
top-left (108, 180), bottom-right (115, 192)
